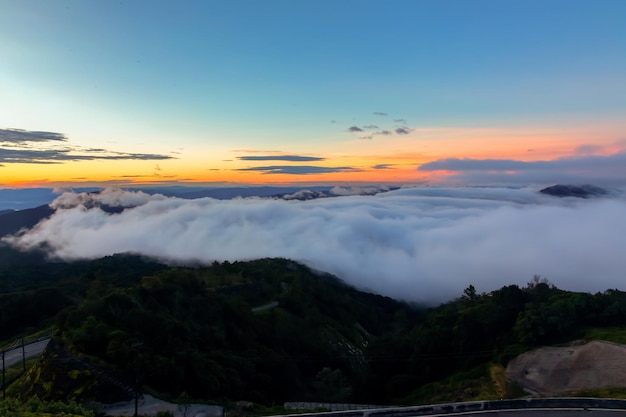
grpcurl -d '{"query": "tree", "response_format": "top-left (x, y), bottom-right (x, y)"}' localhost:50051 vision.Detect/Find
top-left (312, 367), bottom-right (352, 403)
top-left (462, 285), bottom-right (477, 302)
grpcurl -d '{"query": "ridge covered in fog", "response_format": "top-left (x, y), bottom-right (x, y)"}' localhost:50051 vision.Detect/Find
top-left (3, 185), bottom-right (625, 304)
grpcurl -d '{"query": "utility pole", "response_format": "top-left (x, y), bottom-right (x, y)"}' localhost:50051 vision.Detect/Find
top-left (2, 349), bottom-right (5, 401)
top-left (21, 337), bottom-right (26, 373)
top-left (131, 342), bottom-right (143, 417)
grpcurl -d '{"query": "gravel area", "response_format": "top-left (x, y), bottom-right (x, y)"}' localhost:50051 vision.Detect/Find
top-left (506, 340), bottom-right (626, 394)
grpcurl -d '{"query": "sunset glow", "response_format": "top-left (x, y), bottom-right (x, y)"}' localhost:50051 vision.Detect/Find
top-left (1, 1), bottom-right (625, 188)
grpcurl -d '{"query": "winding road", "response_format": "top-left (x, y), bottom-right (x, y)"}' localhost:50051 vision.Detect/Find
top-left (2, 338), bottom-right (50, 368)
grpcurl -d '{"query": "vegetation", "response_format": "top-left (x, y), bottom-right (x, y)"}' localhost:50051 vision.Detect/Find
top-left (4, 245), bottom-right (626, 408)
top-left (0, 397), bottom-right (94, 417)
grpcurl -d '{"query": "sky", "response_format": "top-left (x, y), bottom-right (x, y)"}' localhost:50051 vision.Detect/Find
top-left (1, 0), bottom-right (625, 188)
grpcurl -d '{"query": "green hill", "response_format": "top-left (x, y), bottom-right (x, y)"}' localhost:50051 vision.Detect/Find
top-left (4, 248), bottom-right (626, 408)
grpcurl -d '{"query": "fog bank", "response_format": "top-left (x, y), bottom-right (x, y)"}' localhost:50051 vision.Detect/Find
top-left (5, 187), bottom-right (626, 303)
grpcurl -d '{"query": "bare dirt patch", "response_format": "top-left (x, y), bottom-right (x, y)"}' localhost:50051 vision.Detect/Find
top-left (506, 340), bottom-right (626, 394)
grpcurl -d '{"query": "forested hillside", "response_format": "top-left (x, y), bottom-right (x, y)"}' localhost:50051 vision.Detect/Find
top-left (3, 245), bottom-right (626, 407)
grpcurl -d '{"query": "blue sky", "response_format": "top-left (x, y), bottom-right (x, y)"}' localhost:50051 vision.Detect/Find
top-left (1, 0), bottom-right (625, 186)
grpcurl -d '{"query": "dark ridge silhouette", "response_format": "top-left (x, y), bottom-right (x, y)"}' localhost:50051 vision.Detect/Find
top-left (539, 184), bottom-right (608, 198)
top-left (172, 186), bottom-right (332, 200)
top-left (0, 204), bottom-right (54, 237)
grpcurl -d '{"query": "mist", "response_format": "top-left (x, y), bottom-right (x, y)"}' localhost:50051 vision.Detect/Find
top-left (5, 187), bottom-right (626, 304)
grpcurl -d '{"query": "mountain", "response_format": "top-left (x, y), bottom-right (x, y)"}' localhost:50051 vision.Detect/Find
top-left (5, 255), bottom-right (418, 405)
top-left (0, 204), bottom-right (54, 237)
top-left (539, 184), bottom-right (608, 198)
top-left (0, 188), bottom-right (59, 211)
top-left (170, 186), bottom-right (333, 200)
top-left (6, 251), bottom-right (626, 407)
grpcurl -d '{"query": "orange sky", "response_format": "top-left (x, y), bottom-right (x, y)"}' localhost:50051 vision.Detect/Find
top-left (3, 124), bottom-right (624, 188)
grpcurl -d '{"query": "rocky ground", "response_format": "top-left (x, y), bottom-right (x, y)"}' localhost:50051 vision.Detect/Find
top-left (506, 340), bottom-right (626, 394)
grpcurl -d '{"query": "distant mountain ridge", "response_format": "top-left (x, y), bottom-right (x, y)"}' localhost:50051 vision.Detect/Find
top-left (170, 186), bottom-right (333, 200)
top-left (539, 184), bottom-right (608, 198)
top-left (0, 204), bottom-right (54, 238)
top-left (0, 185), bottom-right (397, 211)
top-left (0, 185), bottom-right (397, 237)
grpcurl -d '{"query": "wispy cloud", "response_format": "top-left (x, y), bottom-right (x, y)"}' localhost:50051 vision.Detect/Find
top-left (235, 165), bottom-right (357, 175)
top-left (0, 148), bottom-right (173, 164)
top-left (232, 149), bottom-right (282, 154)
top-left (373, 112), bottom-right (388, 116)
top-left (574, 144), bottom-right (605, 156)
top-left (418, 154), bottom-right (626, 172)
top-left (395, 127), bottom-right (412, 135)
top-left (373, 164), bottom-right (394, 169)
top-left (238, 155), bottom-right (325, 162)
top-left (418, 152), bottom-right (626, 185)
top-left (0, 127), bottom-right (173, 164)
top-left (342, 116), bottom-right (414, 140)
top-left (0, 128), bottom-right (67, 143)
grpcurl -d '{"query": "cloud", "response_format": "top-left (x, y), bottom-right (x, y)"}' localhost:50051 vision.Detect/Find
top-left (235, 165), bottom-right (357, 175)
top-left (419, 158), bottom-right (530, 171)
top-left (395, 127), bottom-right (412, 135)
top-left (6, 187), bottom-right (626, 304)
top-left (373, 112), bottom-right (388, 116)
top-left (373, 164), bottom-right (394, 169)
top-left (363, 125), bottom-right (379, 130)
top-left (0, 128), bottom-right (67, 143)
top-left (376, 130), bottom-right (393, 136)
top-left (417, 152), bottom-right (626, 186)
top-left (0, 127), bottom-right (173, 164)
top-left (329, 186), bottom-right (392, 196)
top-left (575, 144), bottom-right (605, 156)
top-left (0, 148), bottom-right (173, 164)
top-left (237, 155), bottom-right (325, 162)
top-left (393, 119), bottom-right (406, 124)
top-left (348, 126), bottom-right (364, 132)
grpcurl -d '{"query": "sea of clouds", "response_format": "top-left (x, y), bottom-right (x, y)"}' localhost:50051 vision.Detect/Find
top-left (5, 186), bottom-right (626, 304)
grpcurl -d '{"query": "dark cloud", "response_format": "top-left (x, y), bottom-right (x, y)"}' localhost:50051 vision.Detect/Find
top-left (0, 149), bottom-right (60, 164)
top-left (0, 147), bottom-right (173, 164)
top-left (363, 125), bottom-right (379, 130)
top-left (0, 128), bottom-right (67, 143)
top-left (376, 130), bottom-right (393, 136)
top-left (394, 119), bottom-right (407, 124)
top-left (238, 155), bottom-right (325, 162)
top-left (348, 126), bottom-right (364, 132)
top-left (373, 112), bottom-right (388, 116)
top-left (395, 127), bottom-right (412, 135)
top-left (235, 165), bottom-right (357, 175)
top-left (373, 164), bottom-right (394, 169)
top-left (0, 127), bottom-right (173, 165)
